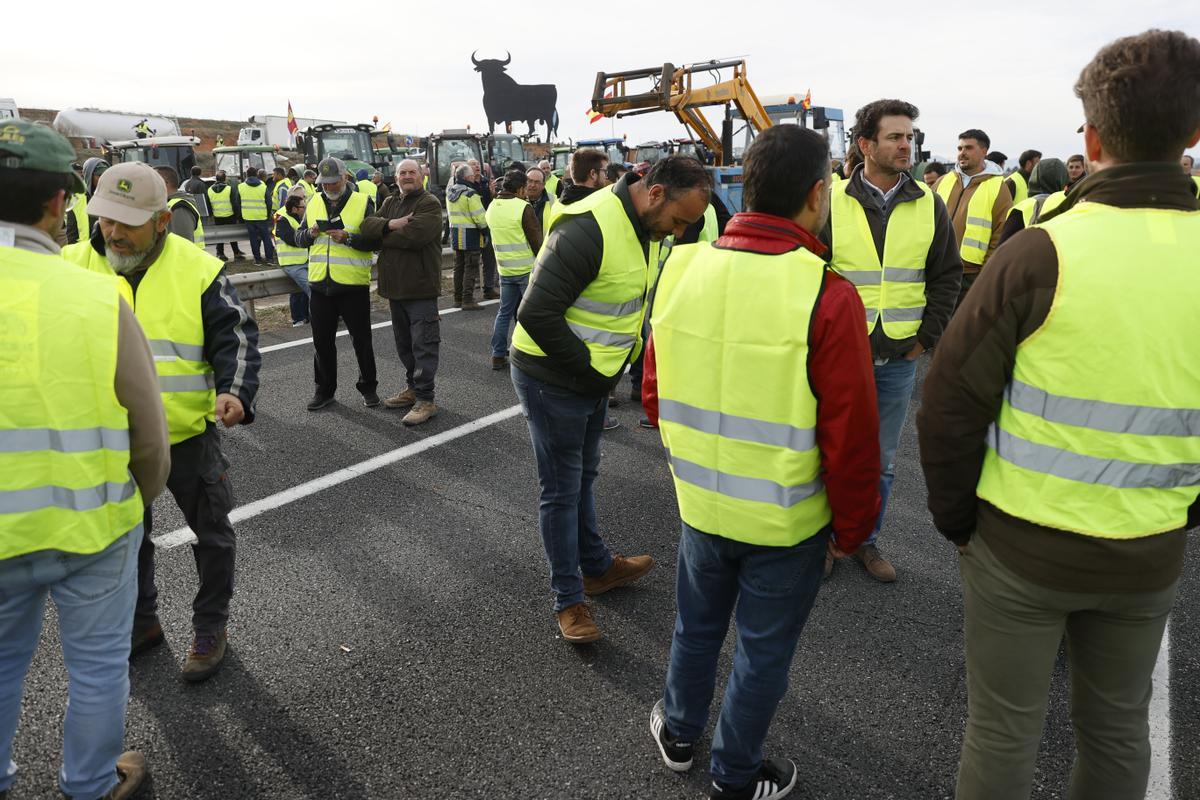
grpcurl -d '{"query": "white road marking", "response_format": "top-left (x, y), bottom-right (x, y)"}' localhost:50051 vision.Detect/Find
top-left (152, 403), bottom-right (524, 549)
top-left (258, 299), bottom-right (500, 354)
top-left (1147, 621), bottom-right (1172, 799)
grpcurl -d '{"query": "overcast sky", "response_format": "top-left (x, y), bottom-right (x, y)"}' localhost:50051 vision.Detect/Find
top-left (7, 1), bottom-right (1197, 164)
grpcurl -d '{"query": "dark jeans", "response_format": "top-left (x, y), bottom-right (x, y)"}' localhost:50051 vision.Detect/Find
top-left (867, 356), bottom-right (919, 544)
top-left (663, 522), bottom-right (829, 789)
top-left (490, 274), bottom-right (528, 358)
top-left (481, 242), bottom-right (497, 291)
top-left (511, 365), bottom-right (614, 611)
top-left (453, 249), bottom-right (480, 303)
top-left (310, 287), bottom-right (377, 399)
top-left (388, 298), bottom-right (440, 402)
top-left (137, 424), bottom-right (237, 634)
top-left (245, 220), bottom-right (275, 262)
top-left (213, 216), bottom-right (243, 257)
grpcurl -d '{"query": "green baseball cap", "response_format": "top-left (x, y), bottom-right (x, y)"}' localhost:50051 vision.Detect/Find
top-left (0, 120), bottom-right (85, 193)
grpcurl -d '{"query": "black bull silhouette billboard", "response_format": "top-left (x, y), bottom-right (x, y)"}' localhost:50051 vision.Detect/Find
top-left (472, 51), bottom-right (559, 138)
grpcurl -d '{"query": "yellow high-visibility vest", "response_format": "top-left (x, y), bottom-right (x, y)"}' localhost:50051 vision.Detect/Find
top-left (70, 192), bottom-right (89, 242)
top-left (698, 204), bottom-right (718, 243)
top-left (0, 247), bottom-right (144, 558)
top-left (304, 190), bottom-right (372, 286)
top-left (274, 212), bottom-right (309, 268)
top-left (936, 173), bottom-right (1003, 265)
top-left (1007, 171), bottom-right (1029, 204)
top-left (61, 234), bottom-right (224, 445)
top-left (207, 185), bottom-right (234, 219)
top-left (829, 179), bottom-right (935, 340)
top-left (977, 201), bottom-right (1200, 537)
top-left (1008, 191), bottom-right (1067, 228)
top-left (485, 197), bottom-right (534, 277)
top-left (651, 241), bottom-right (831, 546)
top-left (237, 181), bottom-right (269, 221)
top-left (169, 196), bottom-right (206, 249)
top-left (512, 186), bottom-right (659, 376)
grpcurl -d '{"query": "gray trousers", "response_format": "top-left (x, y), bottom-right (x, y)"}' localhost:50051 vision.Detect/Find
top-left (388, 298), bottom-right (440, 401)
top-left (956, 530), bottom-right (1177, 800)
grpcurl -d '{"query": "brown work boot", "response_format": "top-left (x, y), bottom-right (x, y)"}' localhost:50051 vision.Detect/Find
top-left (76, 750), bottom-right (147, 800)
top-left (383, 388), bottom-right (416, 409)
top-left (491, 356), bottom-right (509, 371)
top-left (583, 554), bottom-right (654, 596)
top-left (402, 400), bottom-right (439, 426)
top-left (557, 603), bottom-right (600, 643)
top-left (855, 544), bottom-right (897, 583)
top-left (181, 630), bottom-right (227, 683)
top-left (461, 300), bottom-right (484, 310)
top-left (129, 617), bottom-right (164, 659)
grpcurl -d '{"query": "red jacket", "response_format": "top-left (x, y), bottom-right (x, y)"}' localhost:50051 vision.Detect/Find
top-left (643, 212), bottom-right (881, 552)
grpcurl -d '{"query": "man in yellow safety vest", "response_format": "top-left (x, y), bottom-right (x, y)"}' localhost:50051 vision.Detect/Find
top-left (918, 29), bottom-right (1200, 799)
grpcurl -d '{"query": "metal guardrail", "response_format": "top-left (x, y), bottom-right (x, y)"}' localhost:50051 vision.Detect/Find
top-left (227, 247), bottom-right (457, 303)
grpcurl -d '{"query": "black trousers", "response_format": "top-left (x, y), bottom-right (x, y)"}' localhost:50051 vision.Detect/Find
top-left (213, 216), bottom-right (243, 257)
top-left (453, 249), bottom-right (480, 303)
top-left (137, 424), bottom-right (236, 634)
top-left (481, 242), bottom-right (497, 290)
top-left (388, 298), bottom-right (440, 401)
top-left (311, 287), bottom-right (377, 399)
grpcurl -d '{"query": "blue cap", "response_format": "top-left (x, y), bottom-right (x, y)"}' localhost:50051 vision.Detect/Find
top-left (355, 168), bottom-right (369, 180)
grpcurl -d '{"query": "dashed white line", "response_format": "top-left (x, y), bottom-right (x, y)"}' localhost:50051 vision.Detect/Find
top-left (258, 299), bottom-right (500, 354)
top-left (1147, 621), bottom-right (1172, 799)
top-left (152, 403), bottom-right (524, 549)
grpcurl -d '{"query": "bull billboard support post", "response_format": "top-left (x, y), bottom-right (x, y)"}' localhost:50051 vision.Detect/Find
top-left (472, 51), bottom-right (559, 140)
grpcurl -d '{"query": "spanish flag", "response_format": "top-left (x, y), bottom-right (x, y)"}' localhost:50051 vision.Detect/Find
top-left (801, 89), bottom-right (812, 111)
top-left (587, 89), bottom-right (613, 124)
top-left (287, 101), bottom-right (298, 135)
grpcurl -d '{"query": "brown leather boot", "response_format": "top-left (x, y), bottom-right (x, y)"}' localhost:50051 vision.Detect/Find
top-left (66, 751), bottom-right (149, 799)
top-left (182, 630), bottom-right (227, 683)
top-left (461, 300), bottom-right (484, 310)
top-left (855, 544), bottom-right (897, 583)
top-left (491, 356), bottom-right (509, 371)
top-left (130, 618), bottom-right (164, 659)
top-left (583, 554), bottom-right (653, 596)
top-left (556, 603), bottom-right (600, 643)
top-left (383, 388), bottom-right (416, 409)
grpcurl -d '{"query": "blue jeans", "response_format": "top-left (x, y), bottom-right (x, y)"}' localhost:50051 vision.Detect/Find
top-left (283, 263), bottom-right (310, 324)
top-left (490, 275), bottom-right (528, 358)
top-left (867, 356), bottom-right (919, 544)
top-left (511, 365), bottom-right (613, 610)
top-left (663, 522), bottom-right (829, 788)
top-left (245, 219), bottom-right (275, 262)
top-left (0, 528), bottom-right (142, 799)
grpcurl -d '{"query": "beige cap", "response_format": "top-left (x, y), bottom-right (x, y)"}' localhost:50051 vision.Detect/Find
top-left (88, 162), bottom-right (167, 226)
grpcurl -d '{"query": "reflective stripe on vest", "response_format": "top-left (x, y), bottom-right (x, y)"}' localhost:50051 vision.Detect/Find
top-left (237, 181), bottom-right (269, 220)
top-left (207, 185), bottom-right (234, 218)
top-left (829, 179), bottom-right (934, 339)
top-left (511, 186), bottom-right (659, 376)
top-left (650, 242), bottom-right (831, 546)
top-left (485, 197), bottom-right (534, 276)
top-left (169, 196), bottom-right (205, 248)
top-left (0, 247), bottom-right (144, 559)
top-left (304, 190), bottom-right (372, 285)
top-left (274, 212), bottom-right (309, 268)
top-left (976, 202), bottom-right (1200, 537)
top-left (936, 173), bottom-right (1003, 265)
top-left (447, 188), bottom-right (487, 231)
top-left (61, 234), bottom-right (224, 444)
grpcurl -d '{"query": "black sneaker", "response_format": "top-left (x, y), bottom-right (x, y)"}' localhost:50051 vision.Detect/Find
top-left (307, 394), bottom-right (335, 411)
top-left (650, 699), bottom-right (693, 772)
top-left (709, 758), bottom-right (797, 800)
top-left (130, 617), bottom-right (164, 659)
top-left (362, 391), bottom-right (381, 408)
top-left (603, 416), bottom-right (620, 431)
top-left (639, 417), bottom-right (657, 429)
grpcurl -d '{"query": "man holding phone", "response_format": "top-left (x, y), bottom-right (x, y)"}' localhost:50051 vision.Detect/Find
top-left (293, 157), bottom-right (380, 411)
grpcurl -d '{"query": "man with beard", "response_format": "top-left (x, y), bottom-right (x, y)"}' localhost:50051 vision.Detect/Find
top-left (510, 155), bottom-right (711, 643)
top-left (61, 162), bottom-right (260, 683)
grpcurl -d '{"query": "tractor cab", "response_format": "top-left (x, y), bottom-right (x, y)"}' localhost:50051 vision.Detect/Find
top-left (105, 135), bottom-right (200, 179)
top-left (213, 145), bottom-right (285, 183)
top-left (576, 138), bottom-right (626, 167)
top-left (295, 123), bottom-right (376, 177)
top-left (633, 141), bottom-right (672, 165)
top-left (487, 133), bottom-right (526, 174)
top-left (549, 145), bottom-right (574, 178)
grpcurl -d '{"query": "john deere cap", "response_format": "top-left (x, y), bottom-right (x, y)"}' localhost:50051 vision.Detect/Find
top-left (316, 157), bottom-right (346, 184)
top-left (0, 120), bottom-right (86, 193)
top-left (87, 162), bottom-right (167, 227)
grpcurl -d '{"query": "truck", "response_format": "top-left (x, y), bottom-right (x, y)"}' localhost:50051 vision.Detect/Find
top-left (238, 114), bottom-right (345, 150)
top-left (105, 135), bottom-right (200, 181)
top-left (53, 108), bottom-right (180, 146)
top-left (0, 99), bottom-right (18, 121)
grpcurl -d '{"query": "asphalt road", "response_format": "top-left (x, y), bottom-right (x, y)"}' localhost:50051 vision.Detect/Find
top-left (8, 300), bottom-right (1198, 800)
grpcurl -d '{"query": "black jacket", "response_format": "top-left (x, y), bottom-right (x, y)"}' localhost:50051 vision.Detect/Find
top-left (84, 228), bottom-right (261, 425)
top-left (512, 175), bottom-right (650, 397)
top-left (819, 169), bottom-right (963, 360)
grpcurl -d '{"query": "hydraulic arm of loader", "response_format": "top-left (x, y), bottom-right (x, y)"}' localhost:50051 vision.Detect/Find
top-left (590, 59), bottom-right (772, 166)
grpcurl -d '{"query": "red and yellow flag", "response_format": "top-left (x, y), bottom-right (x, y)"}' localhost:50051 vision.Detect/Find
top-left (801, 89), bottom-right (812, 110)
top-left (287, 101), bottom-right (298, 135)
top-left (587, 89), bottom-right (613, 124)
